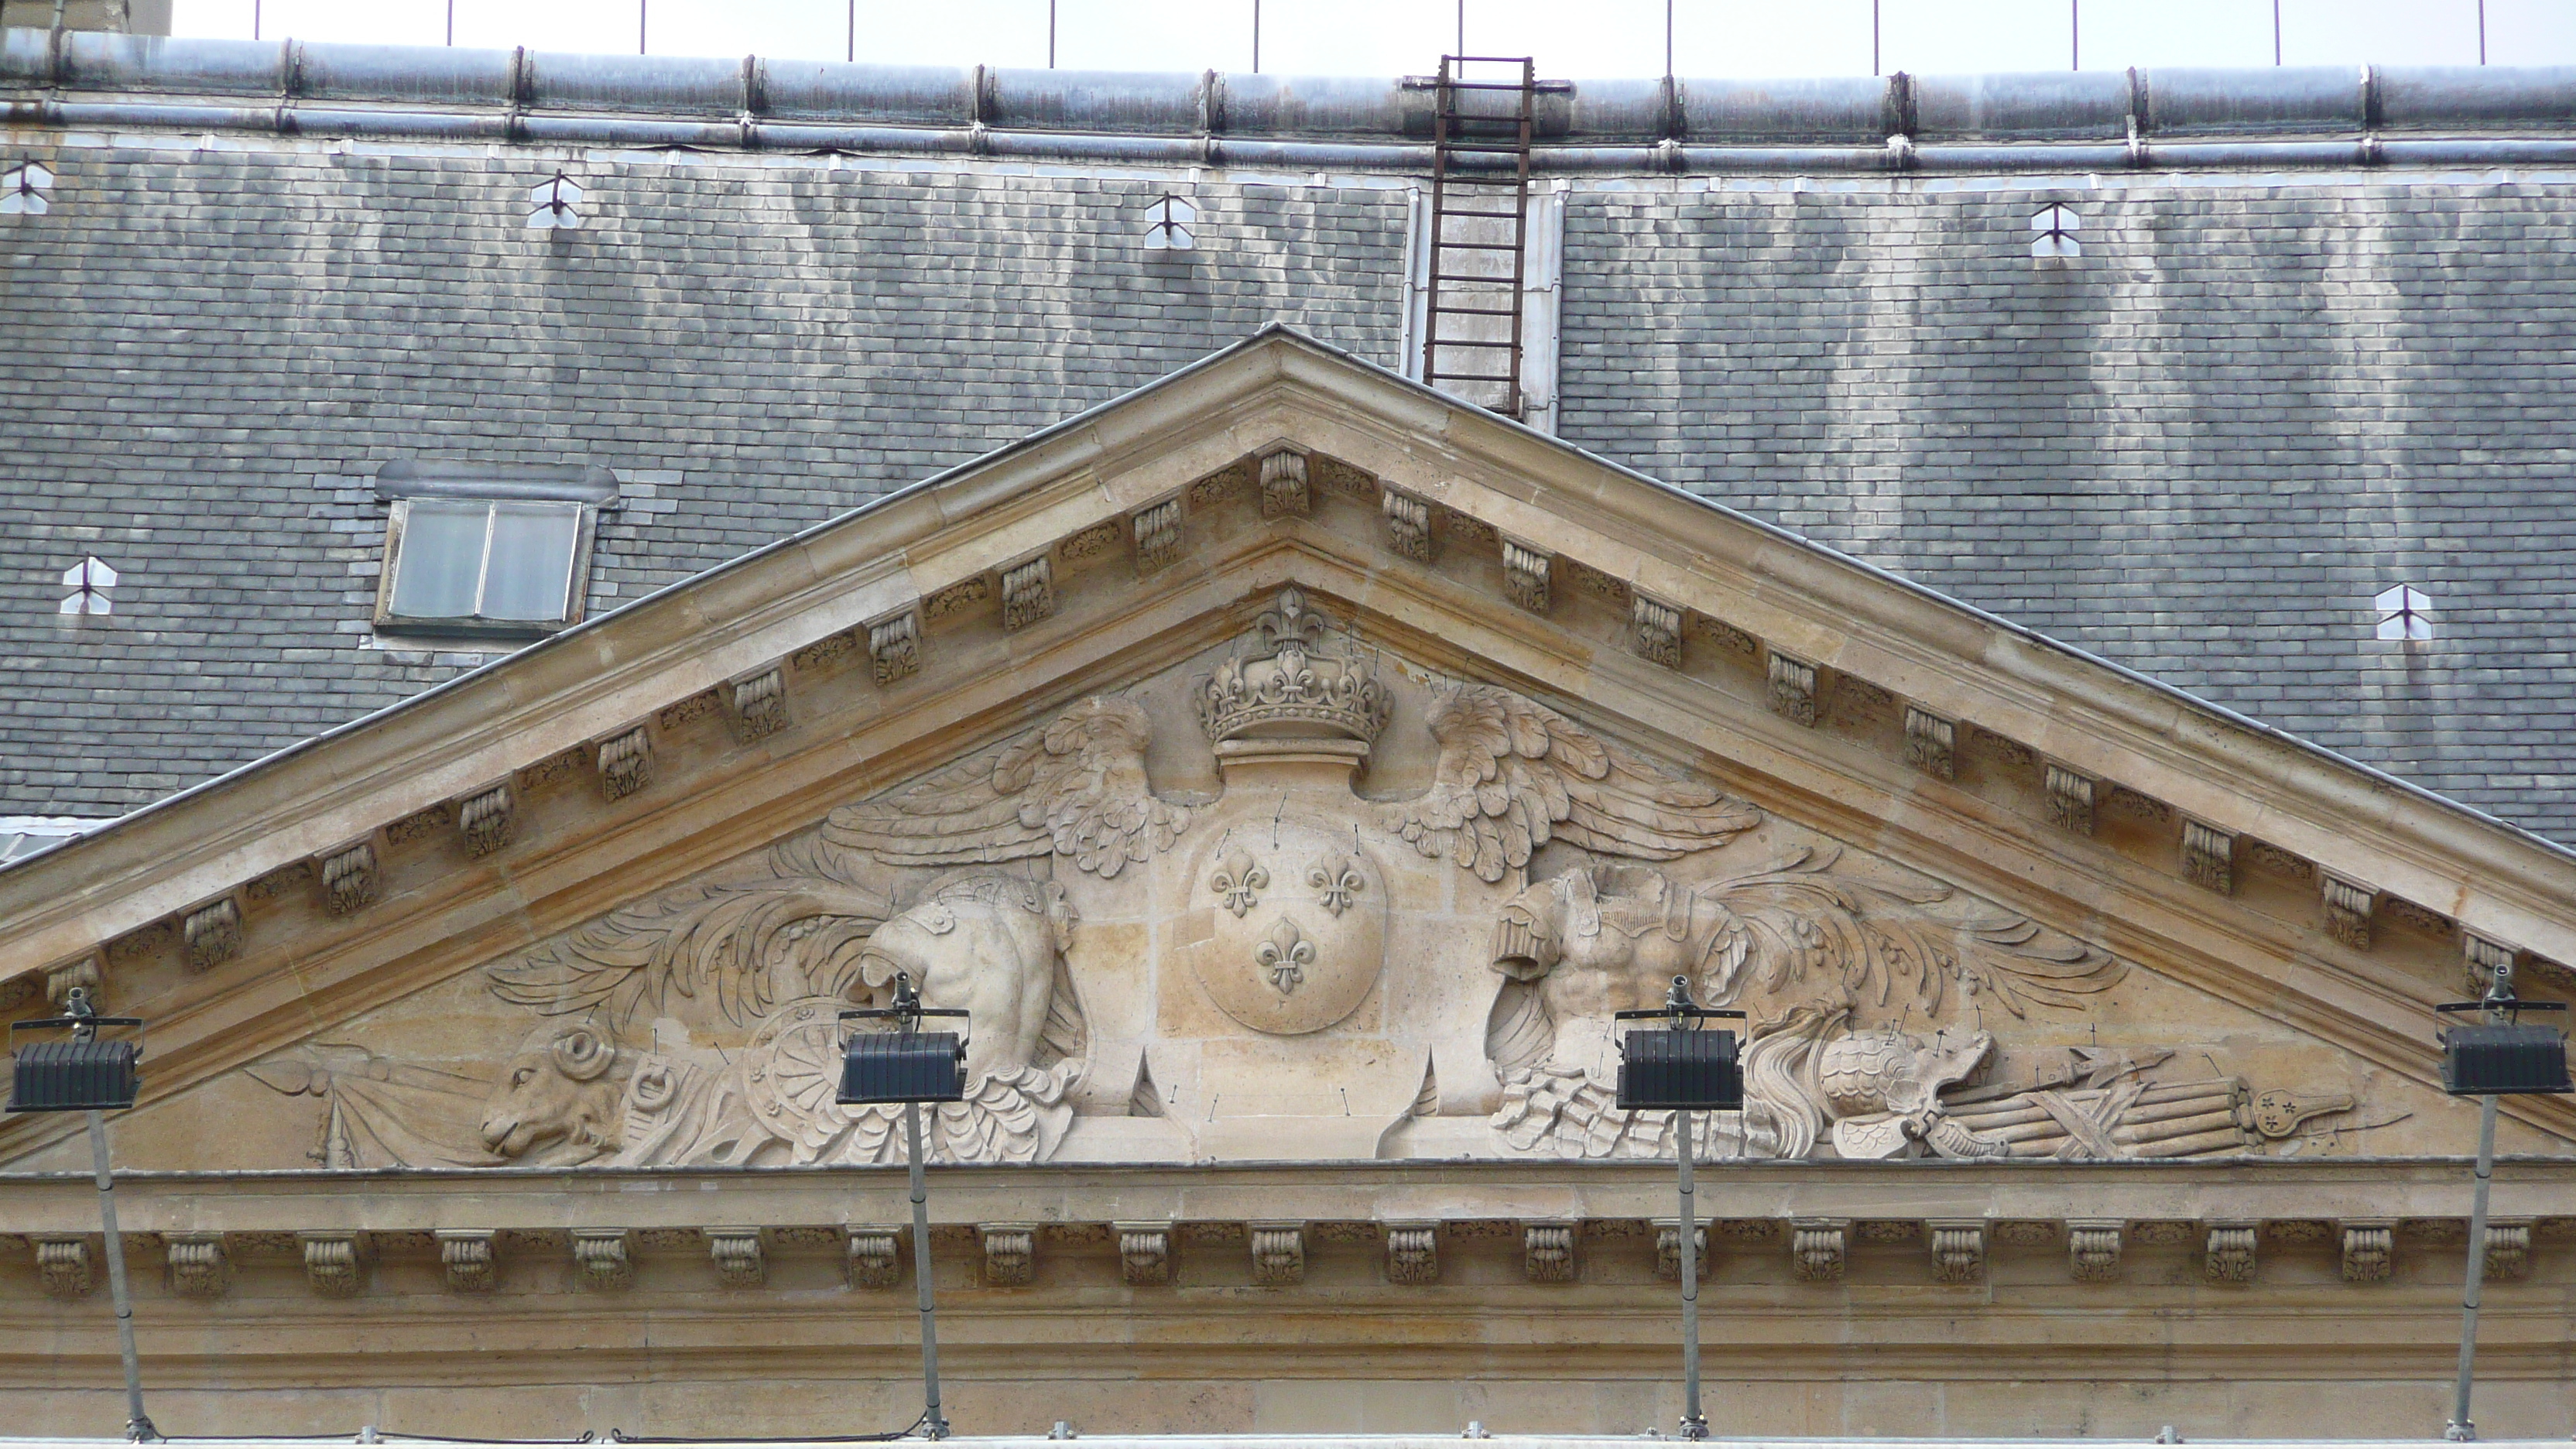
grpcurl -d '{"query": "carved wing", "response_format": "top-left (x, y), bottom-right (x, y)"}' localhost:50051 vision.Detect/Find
top-left (485, 837), bottom-right (892, 1033)
top-left (1694, 846), bottom-right (2122, 1023)
top-left (1388, 683), bottom-right (1762, 882)
top-left (820, 696), bottom-right (1188, 879)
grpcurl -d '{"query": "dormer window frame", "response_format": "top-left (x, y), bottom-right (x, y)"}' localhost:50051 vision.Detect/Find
top-left (371, 462), bottom-right (618, 643)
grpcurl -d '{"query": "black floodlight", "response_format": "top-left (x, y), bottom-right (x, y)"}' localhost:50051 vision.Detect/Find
top-left (9, 999), bottom-right (142, 1113)
top-left (1615, 981), bottom-right (1745, 1112)
top-left (838, 975), bottom-right (968, 1106)
top-left (2437, 1000), bottom-right (2571, 1097)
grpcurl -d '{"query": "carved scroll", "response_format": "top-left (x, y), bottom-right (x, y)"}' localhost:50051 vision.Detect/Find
top-left (598, 726), bottom-right (654, 801)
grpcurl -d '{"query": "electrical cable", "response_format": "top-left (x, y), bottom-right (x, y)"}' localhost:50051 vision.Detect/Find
top-left (606, 1410), bottom-right (929, 1444)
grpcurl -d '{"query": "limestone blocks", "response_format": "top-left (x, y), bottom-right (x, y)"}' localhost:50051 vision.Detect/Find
top-left (181, 896), bottom-right (242, 971)
top-left (1384, 1223), bottom-right (1439, 1286)
top-left (597, 725), bottom-right (654, 801)
top-left (1766, 652), bottom-right (1817, 726)
top-left (2068, 1220), bottom-right (2124, 1282)
top-left (2340, 1220), bottom-right (2393, 1283)
top-left (1792, 1219), bottom-right (1848, 1283)
top-left (707, 1229), bottom-right (765, 1288)
top-left (846, 1226), bottom-right (903, 1289)
top-left (1114, 1222), bottom-right (1171, 1286)
top-left (982, 1224), bottom-right (1036, 1287)
top-left (437, 1230), bottom-right (497, 1292)
top-left (1249, 1222), bottom-right (1305, 1286)
top-left (1929, 1220), bottom-right (1985, 1283)
top-left (572, 1228), bottom-right (632, 1290)
top-left (1903, 706), bottom-right (1956, 780)
top-left (1523, 1221), bottom-right (1576, 1283)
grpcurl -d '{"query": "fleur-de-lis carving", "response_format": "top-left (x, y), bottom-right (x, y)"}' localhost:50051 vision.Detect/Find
top-left (1211, 848), bottom-right (1269, 918)
top-left (1308, 854), bottom-right (1364, 917)
top-left (1255, 918), bottom-right (1314, 995)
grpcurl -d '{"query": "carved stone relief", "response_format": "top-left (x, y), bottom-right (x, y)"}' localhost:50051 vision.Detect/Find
top-left (218, 584), bottom-right (2387, 1176)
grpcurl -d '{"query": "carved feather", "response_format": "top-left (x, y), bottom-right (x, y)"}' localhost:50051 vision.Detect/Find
top-left (820, 696), bottom-right (1189, 879)
top-left (485, 836), bottom-right (892, 1033)
top-left (1693, 846), bottom-right (2123, 1023)
top-left (1388, 683), bottom-right (1762, 882)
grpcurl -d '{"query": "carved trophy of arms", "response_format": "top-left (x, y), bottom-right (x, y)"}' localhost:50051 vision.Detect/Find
top-left (1382, 683), bottom-right (1765, 883)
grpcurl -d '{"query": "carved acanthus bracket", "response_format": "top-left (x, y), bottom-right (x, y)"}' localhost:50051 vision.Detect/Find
top-left (458, 783), bottom-right (515, 858)
top-left (2046, 762), bottom-right (2095, 835)
top-left (729, 668), bottom-right (788, 742)
top-left (300, 1232), bottom-right (367, 1297)
top-left (1523, 1221), bottom-right (1575, 1283)
top-left (2321, 874), bottom-right (2376, 950)
top-left (2463, 933), bottom-right (2517, 994)
top-left (1500, 540), bottom-right (1552, 614)
top-left (862, 611), bottom-right (923, 688)
top-left (2068, 1221), bottom-right (2124, 1282)
top-left (436, 1230), bottom-right (495, 1292)
top-left (2484, 1220), bottom-right (2532, 1282)
top-left (707, 1229), bottom-right (765, 1288)
top-left (320, 841), bottom-right (379, 916)
top-left (1766, 653), bottom-right (1817, 727)
top-left (183, 897), bottom-right (242, 972)
top-left (572, 1228), bottom-right (632, 1290)
top-left (1653, 1220), bottom-right (1707, 1283)
top-left (1929, 1220), bottom-right (1985, 1283)
top-left (1792, 1219), bottom-right (1848, 1283)
top-left (1249, 1223), bottom-right (1305, 1286)
top-left (2182, 819), bottom-right (2236, 895)
top-left (598, 726), bottom-right (654, 801)
top-left (2204, 1222), bottom-right (2256, 1284)
top-left (2340, 1220), bottom-right (2393, 1283)
top-left (167, 1233), bottom-right (230, 1299)
top-left (1632, 594), bottom-right (1682, 669)
top-left (1382, 488), bottom-right (1432, 561)
top-left (1259, 448), bottom-right (1310, 517)
top-left (981, 1225), bottom-right (1035, 1287)
top-left (1132, 498), bottom-right (1184, 574)
top-left (34, 1237), bottom-right (93, 1300)
top-left (1001, 558), bottom-right (1056, 631)
top-left (46, 956), bottom-right (102, 1009)
top-left (1385, 1223), bottom-right (1439, 1286)
top-left (1114, 1222), bottom-right (1171, 1286)
top-left (1904, 706), bottom-right (1956, 780)
top-left (846, 1227), bottom-right (903, 1289)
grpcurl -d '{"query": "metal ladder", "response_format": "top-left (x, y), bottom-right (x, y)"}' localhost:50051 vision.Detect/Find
top-left (1420, 55), bottom-right (1537, 418)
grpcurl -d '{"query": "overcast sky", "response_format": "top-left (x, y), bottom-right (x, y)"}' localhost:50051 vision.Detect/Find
top-left (174, 0), bottom-right (2576, 77)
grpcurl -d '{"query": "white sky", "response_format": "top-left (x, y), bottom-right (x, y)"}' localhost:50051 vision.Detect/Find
top-left (174, 0), bottom-right (2576, 77)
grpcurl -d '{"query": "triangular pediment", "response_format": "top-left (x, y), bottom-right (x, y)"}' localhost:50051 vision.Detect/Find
top-left (3, 327), bottom-right (2570, 1171)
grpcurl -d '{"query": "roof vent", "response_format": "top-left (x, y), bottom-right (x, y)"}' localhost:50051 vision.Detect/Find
top-left (2375, 584), bottom-right (2433, 642)
top-left (57, 557), bottom-right (117, 616)
top-left (0, 159), bottom-right (53, 217)
top-left (526, 173), bottom-right (584, 231)
top-left (2030, 204), bottom-right (2081, 259)
top-left (1141, 194), bottom-right (1197, 251)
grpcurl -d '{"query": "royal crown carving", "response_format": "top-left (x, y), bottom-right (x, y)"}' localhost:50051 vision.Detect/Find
top-left (1195, 587), bottom-right (1391, 746)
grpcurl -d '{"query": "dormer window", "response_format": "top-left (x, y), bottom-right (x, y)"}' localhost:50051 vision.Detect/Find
top-left (374, 463), bottom-right (617, 640)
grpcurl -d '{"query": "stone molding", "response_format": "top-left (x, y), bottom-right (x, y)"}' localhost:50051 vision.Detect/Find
top-left (707, 1229), bottom-right (764, 1288)
top-left (1904, 706), bottom-right (1956, 780)
top-left (1500, 539), bottom-right (1552, 614)
top-left (572, 1228), bottom-right (632, 1290)
top-left (1652, 1219), bottom-right (1707, 1283)
top-left (1383, 1222), bottom-right (1438, 1286)
top-left (982, 1224), bottom-right (1036, 1287)
top-left (167, 1232), bottom-right (229, 1299)
top-left (436, 1230), bottom-right (496, 1292)
top-left (1258, 448), bottom-right (1309, 519)
top-left (1132, 498), bottom-right (1184, 575)
top-left (458, 782), bottom-right (515, 858)
top-left (846, 1226), bottom-right (903, 1289)
top-left (2068, 1220), bottom-right (2123, 1283)
top-left (33, 1236), bottom-right (92, 1300)
top-left (2204, 1221), bottom-right (2257, 1284)
top-left (1381, 488), bottom-right (1432, 562)
top-left (1928, 1219), bottom-right (1985, 1283)
top-left (300, 1231), bottom-right (368, 1297)
top-left (1523, 1221), bottom-right (1575, 1283)
top-left (596, 726), bottom-right (654, 801)
top-left (2045, 762), bottom-right (2095, 835)
top-left (1249, 1222), bottom-right (1304, 1286)
top-left (728, 668), bottom-right (788, 742)
top-left (2183, 819), bottom-right (2237, 896)
top-left (1792, 1218), bottom-right (1848, 1283)
top-left (1766, 652), bottom-right (1817, 727)
top-left (181, 896), bottom-right (242, 971)
top-left (1114, 1222), bottom-right (1171, 1286)
top-left (2339, 1219), bottom-right (2393, 1283)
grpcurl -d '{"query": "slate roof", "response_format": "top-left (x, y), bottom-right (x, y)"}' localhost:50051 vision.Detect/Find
top-left (3, 43), bottom-right (2574, 844)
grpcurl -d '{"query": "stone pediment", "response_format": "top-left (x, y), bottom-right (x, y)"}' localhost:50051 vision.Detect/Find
top-left (0, 327), bottom-right (2569, 1175)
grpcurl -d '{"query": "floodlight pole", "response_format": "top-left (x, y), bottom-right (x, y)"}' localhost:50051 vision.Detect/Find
top-left (904, 1097), bottom-right (947, 1440)
top-left (2445, 966), bottom-right (2511, 1443)
top-left (1676, 1102), bottom-right (1703, 1440)
top-left (87, 1108), bottom-right (152, 1442)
